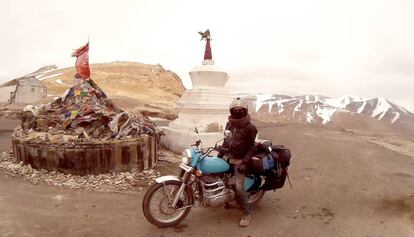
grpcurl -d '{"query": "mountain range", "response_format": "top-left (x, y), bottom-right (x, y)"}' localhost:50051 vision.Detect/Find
top-left (242, 94), bottom-right (414, 136)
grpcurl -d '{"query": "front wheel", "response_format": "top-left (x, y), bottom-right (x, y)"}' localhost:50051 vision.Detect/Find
top-left (142, 180), bottom-right (193, 228)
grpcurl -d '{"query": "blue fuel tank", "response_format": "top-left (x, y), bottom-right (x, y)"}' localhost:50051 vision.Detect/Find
top-left (197, 156), bottom-right (230, 174)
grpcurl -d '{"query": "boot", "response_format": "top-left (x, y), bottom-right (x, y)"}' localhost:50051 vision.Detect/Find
top-left (239, 214), bottom-right (251, 227)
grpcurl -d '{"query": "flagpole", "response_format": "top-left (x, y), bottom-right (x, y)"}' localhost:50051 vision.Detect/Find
top-left (87, 36), bottom-right (90, 80)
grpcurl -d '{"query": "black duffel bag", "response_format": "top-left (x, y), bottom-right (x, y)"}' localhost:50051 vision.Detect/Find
top-left (271, 144), bottom-right (291, 168)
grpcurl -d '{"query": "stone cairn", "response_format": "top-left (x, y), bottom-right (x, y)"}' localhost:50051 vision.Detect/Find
top-left (0, 43), bottom-right (176, 191)
top-left (18, 78), bottom-right (157, 140)
top-left (12, 75), bottom-right (161, 175)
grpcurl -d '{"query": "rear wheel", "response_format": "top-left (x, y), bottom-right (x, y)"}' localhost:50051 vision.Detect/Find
top-left (247, 189), bottom-right (265, 205)
top-left (142, 180), bottom-right (193, 228)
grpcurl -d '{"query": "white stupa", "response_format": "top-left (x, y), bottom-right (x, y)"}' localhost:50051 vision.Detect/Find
top-left (161, 30), bottom-right (233, 153)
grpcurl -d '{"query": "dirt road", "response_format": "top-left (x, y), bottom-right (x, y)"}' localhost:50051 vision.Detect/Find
top-left (0, 121), bottom-right (413, 237)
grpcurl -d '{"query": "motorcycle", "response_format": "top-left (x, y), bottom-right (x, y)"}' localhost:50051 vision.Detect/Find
top-left (142, 129), bottom-right (284, 228)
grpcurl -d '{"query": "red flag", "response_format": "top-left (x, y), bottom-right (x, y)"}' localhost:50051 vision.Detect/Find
top-left (72, 43), bottom-right (90, 79)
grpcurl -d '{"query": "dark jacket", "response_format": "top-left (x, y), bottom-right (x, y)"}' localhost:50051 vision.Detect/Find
top-left (221, 114), bottom-right (258, 162)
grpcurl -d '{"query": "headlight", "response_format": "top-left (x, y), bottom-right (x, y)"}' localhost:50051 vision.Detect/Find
top-left (181, 149), bottom-right (192, 164)
top-left (181, 156), bottom-right (189, 164)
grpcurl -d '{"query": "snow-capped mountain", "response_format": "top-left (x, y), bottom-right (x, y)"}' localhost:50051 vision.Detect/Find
top-left (242, 94), bottom-right (414, 135)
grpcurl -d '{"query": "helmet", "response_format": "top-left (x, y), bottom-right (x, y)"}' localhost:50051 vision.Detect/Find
top-left (229, 97), bottom-right (248, 119)
top-left (229, 97), bottom-right (248, 110)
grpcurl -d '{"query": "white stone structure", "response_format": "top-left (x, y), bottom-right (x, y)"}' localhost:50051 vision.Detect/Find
top-left (161, 58), bottom-right (233, 153)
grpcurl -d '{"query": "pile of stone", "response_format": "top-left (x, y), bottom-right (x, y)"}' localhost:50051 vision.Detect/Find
top-left (0, 104), bottom-right (24, 120)
top-left (17, 78), bottom-right (159, 143)
top-left (0, 149), bottom-right (165, 192)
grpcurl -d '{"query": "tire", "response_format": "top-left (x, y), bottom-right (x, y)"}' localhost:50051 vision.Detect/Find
top-left (247, 189), bottom-right (265, 205)
top-left (178, 169), bottom-right (185, 178)
top-left (142, 180), bottom-right (193, 228)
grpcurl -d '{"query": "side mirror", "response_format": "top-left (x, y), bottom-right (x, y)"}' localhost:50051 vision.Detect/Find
top-left (224, 130), bottom-right (232, 140)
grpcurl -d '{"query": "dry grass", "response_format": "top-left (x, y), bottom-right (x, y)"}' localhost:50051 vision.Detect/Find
top-left (41, 61), bottom-right (185, 119)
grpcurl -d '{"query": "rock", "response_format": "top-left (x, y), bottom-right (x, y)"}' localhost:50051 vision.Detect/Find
top-left (27, 131), bottom-right (47, 140)
top-left (62, 135), bottom-right (78, 143)
top-left (11, 164), bottom-right (21, 173)
top-left (48, 134), bottom-right (61, 143)
top-left (19, 165), bottom-right (32, 175)
top-left (39, 169), bottom-right (48, 174)
top-left (1, 150), bottom-right (160, 192)
top-left (27, 164), bottom-right (33, 173)
top-left (125, 174), bottom-right (135, 182)
top-left (75, 127), bottom-right (85, 135)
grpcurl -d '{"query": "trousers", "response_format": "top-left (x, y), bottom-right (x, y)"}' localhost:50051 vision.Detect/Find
top-left (233, 163), bottom-right (250, 214)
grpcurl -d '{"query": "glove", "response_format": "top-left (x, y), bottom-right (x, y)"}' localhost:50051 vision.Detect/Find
top-left (238, 162), bottom-right (247, 173)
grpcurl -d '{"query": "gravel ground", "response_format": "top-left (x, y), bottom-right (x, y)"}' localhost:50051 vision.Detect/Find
top-left (1, 120), bottom-right (413, 237)
top-left (0, 148), bottom-right (181, 192)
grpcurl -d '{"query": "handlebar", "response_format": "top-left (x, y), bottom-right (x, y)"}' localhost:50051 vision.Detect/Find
top-left (214, 145), bottom-right (229, 154)
top-left (200, 145), bottom-right (229, 157)
top-left (190, 138), bottom-right (229, 157)
top-left (190, 140), bottom-right (202, 147)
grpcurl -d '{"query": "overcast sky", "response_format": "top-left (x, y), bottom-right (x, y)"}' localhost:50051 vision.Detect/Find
top-left (1, 0), bottom-right (413, 111)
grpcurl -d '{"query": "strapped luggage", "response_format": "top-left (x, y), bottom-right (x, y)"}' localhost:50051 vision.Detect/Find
top-left (271, 144), bottom-right (291, 168)
top-left (249, 141), bottom-right (292, 190)
top-left (263, 167), bottom-right (288, 191)
top-left (249, 152), bottom-right (274, 174)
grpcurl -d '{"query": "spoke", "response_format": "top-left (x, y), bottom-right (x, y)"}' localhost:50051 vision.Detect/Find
top-left (149, 183), bottom-right (189, 223)
top-left (162, 182), bottom-right (173, 204)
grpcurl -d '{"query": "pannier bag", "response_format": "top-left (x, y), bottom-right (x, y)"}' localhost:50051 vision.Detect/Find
top-left (250, 142), bottom-right (292, 190)
top-left (249, 153), bottom-right (274, 174)
top-left (252, 142), bottom-right (292, 170)
top-left (263, 166), bottom-right (287, 191)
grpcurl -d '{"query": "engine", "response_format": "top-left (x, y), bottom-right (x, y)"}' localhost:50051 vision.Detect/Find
top-left (199, 175), bottom-right (235, 207)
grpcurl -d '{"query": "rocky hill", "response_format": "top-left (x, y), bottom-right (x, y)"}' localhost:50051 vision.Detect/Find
top-left (34, 62), bottom-right (185, 119)
top-left (243, 94), bottom-right (414, 137)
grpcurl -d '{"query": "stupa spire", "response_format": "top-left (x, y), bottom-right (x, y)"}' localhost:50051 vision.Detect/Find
top-left (198, 29), bottom-right (212, 60)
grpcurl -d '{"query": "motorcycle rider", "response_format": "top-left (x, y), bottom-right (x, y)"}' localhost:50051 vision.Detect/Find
top-left (220, 97), bottom-right (258, 227)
